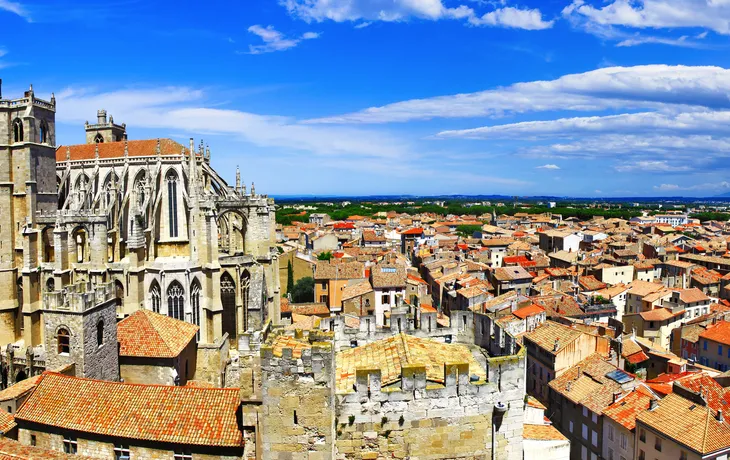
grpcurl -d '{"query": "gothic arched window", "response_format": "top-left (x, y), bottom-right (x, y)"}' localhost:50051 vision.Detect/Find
top-left (94, 133), bottom-right (104, 144)
top-left (39, 120), bottom-right (48, 144)
top-left (166, 170), bottom-right (179, 238)
top-left (57, 328), bottom-right (70, 354)
top-left (150, 281), bottom-right (161, 313)
top-left (12, 119), bottom-right (23, 143)
top-left (191, 280), bottom-right (201, 340)
top-left (167, 281), bottom-right (184, 321)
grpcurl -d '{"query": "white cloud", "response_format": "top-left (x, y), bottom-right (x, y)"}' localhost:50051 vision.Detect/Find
top-left (279, 0), bottom-right (551, 30)
top-left (564, 0), bottom-right (730, 35)
top-left (306, 65), bottom-right (730, 124)
top-left (0, 0), bottom-right (30, 20)
top-left (536, 164), bottom-right (560, 170)
top-left (653, 182), bottom-right (730, 191)
top-left (436, 111), bottom-right (730, 140)
top-left (563, 0), bottom-right (730, 47)
top-left (468, 7), bottom-right (554, 30)
top-left (246, 25), bottom-right (319, 54)
top-left (614, 160), bottom-right (691, 172)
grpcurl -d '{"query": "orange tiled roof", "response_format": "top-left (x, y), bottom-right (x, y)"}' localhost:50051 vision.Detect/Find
top-left (0, 409), bottom-right (15, 434)
top-left (700, 320), bottom-right (730, 346)
top-left (522, 424), bottom-right (568, 441)
top-left (0, 375), bottom-right (42, 402)
top-left (14, 373), bottom-right (243, 447)
top-left (513, 303), bottom-right (545, 319)
top-left (56, 139), bottom-right (189, 162)
top-left (637, 392), bottom-right (730, 454)
top-left (603, 390), bottom-right (652, 431)
top-left (118, 310), bottom-right (199, 358)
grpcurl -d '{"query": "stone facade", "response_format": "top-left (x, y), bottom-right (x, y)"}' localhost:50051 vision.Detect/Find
top-left (257, 309), bottom-right (526, 460)
top-left (0, 82), bottom-right (280, 386)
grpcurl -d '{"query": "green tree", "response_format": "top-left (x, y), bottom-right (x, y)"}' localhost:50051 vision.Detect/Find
top-left (317, 251), bottom-right (333, 261)
top-left (291, 277), bottom-right (315, 303)
top-left (455, 224), bottom-right (482, 238)
top-left (286, 260), bottom-right (294, 296)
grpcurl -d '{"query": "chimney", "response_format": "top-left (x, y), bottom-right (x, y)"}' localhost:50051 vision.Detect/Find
top-left (649, 399), bottom-right (658, 411)
top-left (613, 391), bottom-right (622, 403)
top-left (717, 410), bottom-right (724, 423)
top-left (97, 109), bottom-right (107, 124)
top-left (553, 338), bottom-right (560, 352)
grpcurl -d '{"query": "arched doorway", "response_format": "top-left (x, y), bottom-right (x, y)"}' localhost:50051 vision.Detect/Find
top-left (220, 273), bottom-right (236, 342)
top-left (15, 370), bottom-right (27, 383)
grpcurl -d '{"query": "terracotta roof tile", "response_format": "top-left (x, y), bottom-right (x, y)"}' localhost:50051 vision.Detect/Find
top-left (14, 373), bottom-right (243, 447)
top-left (602, 389), bottom-right (653, 431)
top-left (524, 321), bottom-right (583, 354)
top-left (0, 409), bottom-right (15, 434)
top-left (118, 310), bottom-right (198, 358)
top-left (701, 321), bottom-right (730, 346)
top-left (0, 376), bottom-right (42, 402)
top-left (56, 139), bottom-right (189, 162)
top-left (637, 393), bottom-right (730, 454)
top-left (522, 424), bottom-right (568, 441)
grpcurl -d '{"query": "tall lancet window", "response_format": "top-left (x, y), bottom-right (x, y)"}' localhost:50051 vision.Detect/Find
top-left (150, 281), bottom-right (161, 313)
top-left (166, 170), bottom-right (179, 238)
top-left (167, 281), bottom-right (184, 321)
top-left (191, 280), bottom-right (201, 340)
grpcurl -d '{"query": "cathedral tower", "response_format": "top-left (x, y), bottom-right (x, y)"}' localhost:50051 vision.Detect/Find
top-left (0, 82), bottom-right (57, 344)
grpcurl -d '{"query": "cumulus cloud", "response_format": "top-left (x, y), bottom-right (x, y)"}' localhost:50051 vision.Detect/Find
top-left (246, 25), bottom-right (320, 54)
top-left (307, 65), bottom-right (730, 124)
top-left (468, 7), bottom-right (554, 30)
top-left (564, 0), bottom-right (730, 34)
top-left (279, 0), bottom-right (552, 30)
top-left (563, 0), bottom-right (728, 47)
top-left (536, 164), bottom-right (560, 170)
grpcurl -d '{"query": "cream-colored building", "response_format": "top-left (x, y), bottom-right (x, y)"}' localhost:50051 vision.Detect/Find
top-left (0, 84), bottom-right (280, 385)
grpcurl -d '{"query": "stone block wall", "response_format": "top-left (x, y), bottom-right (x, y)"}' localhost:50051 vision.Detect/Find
top-left (335, 361), bottom-right (525, 460)
top-left (260, 338), bottom-right (336, 460)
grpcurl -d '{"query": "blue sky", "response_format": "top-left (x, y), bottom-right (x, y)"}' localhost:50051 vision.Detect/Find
top-left (4, 0), bottom-right (730, 197)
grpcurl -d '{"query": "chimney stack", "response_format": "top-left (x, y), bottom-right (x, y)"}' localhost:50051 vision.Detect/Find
top-left (649, 399), bottom-right (658, 411)
top-left (553, 339), bottom-right (560, 352)
top-left (717, 410), bottom-right (724, 423)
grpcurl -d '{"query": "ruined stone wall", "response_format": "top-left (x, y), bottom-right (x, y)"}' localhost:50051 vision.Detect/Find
top-left (335, 359), bottom-right (525, 460)
top-left (260, 339), bottom-right (335, 460)
top-left (319, 310), bottom-right (475, 351)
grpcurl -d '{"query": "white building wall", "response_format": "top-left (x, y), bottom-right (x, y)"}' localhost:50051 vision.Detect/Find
top-left (524, 439), bottom-right (570, 460)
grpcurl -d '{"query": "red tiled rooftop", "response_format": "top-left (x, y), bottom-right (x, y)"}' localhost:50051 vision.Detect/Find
top-left (700, 320), bottom-right (730, 346)
top-left (513, 304), bottom-right (545, 319)
top-left (56, 139), bottom-right (189, 162)
top-left (117, 309), bottom-right (199, 358)
top-left (14, 373), bottom-right (243, 447)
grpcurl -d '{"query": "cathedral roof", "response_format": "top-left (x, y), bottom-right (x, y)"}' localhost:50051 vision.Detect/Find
top-left (117, 309), bottom-right (199, 359)
top-left (14, 372), bottom-right (243, 448)
top-left (56, 138), bottom-right (190, 162)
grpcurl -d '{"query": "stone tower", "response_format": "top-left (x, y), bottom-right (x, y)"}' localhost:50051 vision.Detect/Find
top-left (84, 109), bottom-right (126, 144)
top-left (0, 82), bottom-right (57, 345)
top-left (42, 280), bottom-right (120, 381)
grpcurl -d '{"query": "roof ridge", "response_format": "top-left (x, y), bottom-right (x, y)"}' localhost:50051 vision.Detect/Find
top-left (401, 333), bottom-right (413, 366)
top-left (144, 309), bottom-right (177, 356)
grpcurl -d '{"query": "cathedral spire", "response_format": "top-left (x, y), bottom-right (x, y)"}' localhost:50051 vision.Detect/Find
top-left (251, 182), bottom-right (255, 196)
top-left (235, 166), bottom-right (241, 193)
